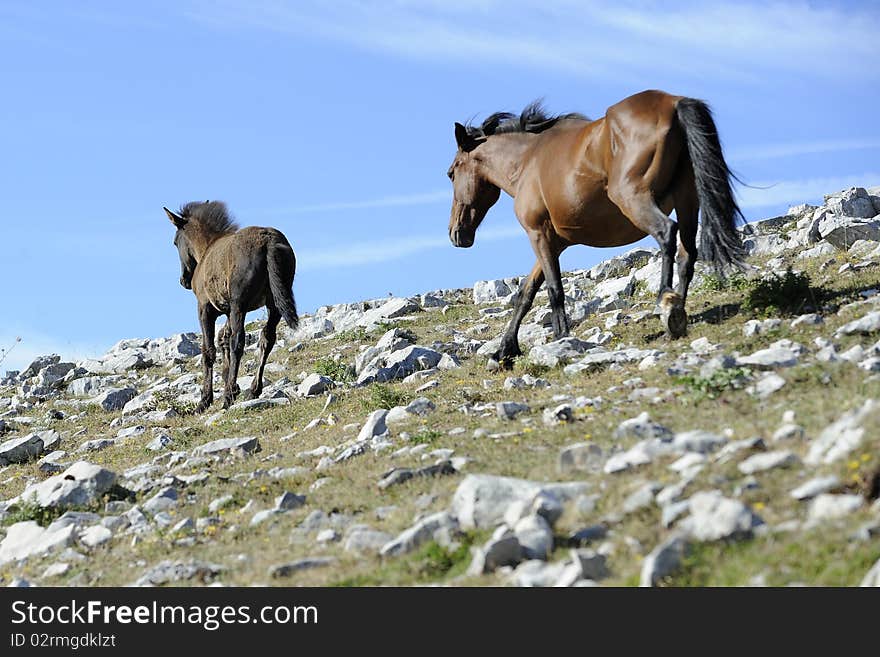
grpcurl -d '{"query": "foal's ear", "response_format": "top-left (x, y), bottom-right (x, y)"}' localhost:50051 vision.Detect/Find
top-left (163, 206), bottom-right (187, 229)
top-left (454, 122), bottom-right (479, 151)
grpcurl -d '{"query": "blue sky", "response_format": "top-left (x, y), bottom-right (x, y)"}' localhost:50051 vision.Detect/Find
top-left (1, 0), bottom-right (878, 372)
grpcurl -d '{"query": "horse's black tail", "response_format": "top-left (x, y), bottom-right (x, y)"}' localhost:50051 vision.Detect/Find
top-left (676, 97), bottom-right (747, 273)
top-left (267, 240), bottom-right (299, 330)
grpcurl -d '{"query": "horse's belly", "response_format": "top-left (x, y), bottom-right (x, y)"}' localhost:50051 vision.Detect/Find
top-left (554, 208), bottom-right (648, 247)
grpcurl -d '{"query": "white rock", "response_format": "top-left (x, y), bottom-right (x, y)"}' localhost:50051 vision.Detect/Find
top-left (807, 494), bottom-right (864, 523)
top-left (805, 400), bottom-right (877, 465)
top-left (789, 476), bottom-right (840, 501)
top-left (738, 451), bottom-right (799, 474)
top-left (640, 534), bottom-right (689, 587)
top-left (747, 372), bottom-right (786, 399)
top-left (80, 525), bottom-right (113, 548)
top-left (450, 474), bottom-right (589, 530)
top-left (0, 521), bottom-right (75, 565)
top-left (678, 490), bottom-right (763, 541)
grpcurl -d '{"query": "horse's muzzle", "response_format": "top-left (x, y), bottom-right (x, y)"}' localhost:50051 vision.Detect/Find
top-left (450, 228), bottom-right (474, 248)
top-left (180, 276), bottom-right (192, 290)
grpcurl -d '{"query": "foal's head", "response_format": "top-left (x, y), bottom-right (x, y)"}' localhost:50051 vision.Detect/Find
top-left (446, 122), bottom-right (501, 248)
top-left (164, 201), bottom-right (237, 290)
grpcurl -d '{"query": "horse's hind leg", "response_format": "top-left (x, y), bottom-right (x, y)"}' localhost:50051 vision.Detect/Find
top-left (608, 188), bottom-right (686, 338)
top-left (222, 307), bottom-right (247, 409)
top-left (674, 179), bottom-right (699, 303)
top-left (196, 304), bottom-right (218, 413)
top-left (247, 305), bottom-right (280, 399)
top-left (493, 260), bottom-right (545, 366)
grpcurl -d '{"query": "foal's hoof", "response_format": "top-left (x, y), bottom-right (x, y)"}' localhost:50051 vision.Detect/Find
top-left (195, 400), bottom-right (212, 414)
top-left (658, 291), bottom-right (688, 338)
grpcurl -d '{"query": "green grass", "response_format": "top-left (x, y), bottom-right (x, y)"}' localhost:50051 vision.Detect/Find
top-left (743, 268), bottom-right (817, 316)
top-left (314, 356), bottom-right (354, 383)
top-left (362, 384), bottom-right (408, 411)
top-left (666, 533), bottom-right (880, 586)
top-left (675, 366), bottom-right (753, 403)
top-left (408, 429), bottom-right (443, 445)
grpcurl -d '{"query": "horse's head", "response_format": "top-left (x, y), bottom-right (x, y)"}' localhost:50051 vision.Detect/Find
top-left (164, 207), bottom-right (198, 290)
top-left (447, 122), bottom-right (501, 248)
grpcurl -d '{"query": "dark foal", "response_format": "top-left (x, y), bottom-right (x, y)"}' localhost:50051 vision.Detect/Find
top-left (446, 90), bottom-right (746, 366)
top-left (165, 201), bottom-right (298, 411)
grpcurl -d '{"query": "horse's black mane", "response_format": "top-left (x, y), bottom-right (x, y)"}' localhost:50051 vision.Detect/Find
top-left (179, 200), bottom-right (238, 234)
top-left (465, 100), bottom-right (589, 138)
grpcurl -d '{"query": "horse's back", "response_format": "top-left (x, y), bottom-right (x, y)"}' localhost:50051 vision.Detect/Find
top-left (194, 225), bottom-right (295, 314)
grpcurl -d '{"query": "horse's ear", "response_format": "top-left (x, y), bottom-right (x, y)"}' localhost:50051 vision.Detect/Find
top-left (454, 122), bottom-right (475, 151)
top-left (164, 206), bottom-right (187, 229)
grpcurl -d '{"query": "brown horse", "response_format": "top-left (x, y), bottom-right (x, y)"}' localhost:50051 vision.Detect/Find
top-left (164, 201), bottom-right (298, 411)
top-left (447, 89), bottom-right (746, 365)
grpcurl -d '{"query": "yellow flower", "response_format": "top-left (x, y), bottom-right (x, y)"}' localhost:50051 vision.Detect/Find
top-left (848, 460), bottom-right (860, 470)
top-left (583, 433), bottom-right (592, 440)
top-left (753, 502), bottom-right (765, 511)
top-left (259, 485), bottom-right (268, 493)
top-left (861, 454), bottom-right (871, 462)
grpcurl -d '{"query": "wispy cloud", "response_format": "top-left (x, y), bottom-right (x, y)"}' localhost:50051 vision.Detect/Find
top-left (737, 173), bottom-right (880, 210)
top-left (297, 225), bottom-right (522, 271)
top-left (0, 332), bottom-right (107, 374)
top-left (253, 190), bottom-right (450, 217)
top-left (186, 1), bottom-right (880, 83)
top-left (730, 138), bottom-right (880, 163)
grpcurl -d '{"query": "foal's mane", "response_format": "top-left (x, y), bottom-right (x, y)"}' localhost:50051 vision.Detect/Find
top-left (464, 100), bottom-right (589, 139)
top-left (179, 200), bottom-right (239, 235)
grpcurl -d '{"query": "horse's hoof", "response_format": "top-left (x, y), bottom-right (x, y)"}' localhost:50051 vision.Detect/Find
top-left (491, 351), bottom-right (518, 371)
top-left (658, 291), bottom-right (687, 338)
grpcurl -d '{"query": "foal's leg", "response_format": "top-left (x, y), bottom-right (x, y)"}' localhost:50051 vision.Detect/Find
top-left (608, 188), bottom-right (686, 337)
top-left (222, 307), bottom-right (247, 409)
top-left (495, 260), bottom-right (545, 365)
top-left (247, 306), bottom-right (280, 399)
top-left (217, 322), bottom-right (234, 396)
top-left (196, 304), bottom-right (218, 413)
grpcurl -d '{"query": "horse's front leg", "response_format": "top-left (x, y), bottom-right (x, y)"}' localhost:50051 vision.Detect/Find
top-left (196, 304), bottom-right (218, 413)
top-left (494, 260), bottom-right (544, 367)
top-left (529, 230), bottom-right (569, 340)
top-left (221, 307), bottom-right (246, 409)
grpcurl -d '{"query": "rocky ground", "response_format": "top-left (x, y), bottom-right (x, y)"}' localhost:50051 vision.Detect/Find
top-left (2, 185), bottom-right (880, 587)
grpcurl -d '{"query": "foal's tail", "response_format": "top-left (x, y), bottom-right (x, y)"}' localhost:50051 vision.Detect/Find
top-left (267, 240), bottom-right (299, 330)
top-left (676, 97), bottom-right (747, 273)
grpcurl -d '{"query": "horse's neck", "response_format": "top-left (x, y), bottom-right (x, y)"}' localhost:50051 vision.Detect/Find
top-left (191, 227), bottom-right (231, 261)
top-left (480, 134), bottom-right (535, 196)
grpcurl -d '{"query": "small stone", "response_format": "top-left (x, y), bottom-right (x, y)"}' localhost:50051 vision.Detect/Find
top-left (542, 404), bottom-right (573, 426)
top-left (275, 492), bottom-right (306, 511)
top-left (807, 494), bottom-right (864, 523)
top-left (738, 451), bottom-right (799, 475)
top-left (640, 534), bottom-right (689, 586)
top-left (748, 372), bottom-right (786, 398)
top-left (557, 442), bottom-right (604, 474)
top-left (790, 476), bottom-right (840, 501)
top-left (496, 401), bottom-right (530, 420)
top-left (80, 525), bottom-right (113, 548)
top-left (268, 557), bottom-right (337, 578)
